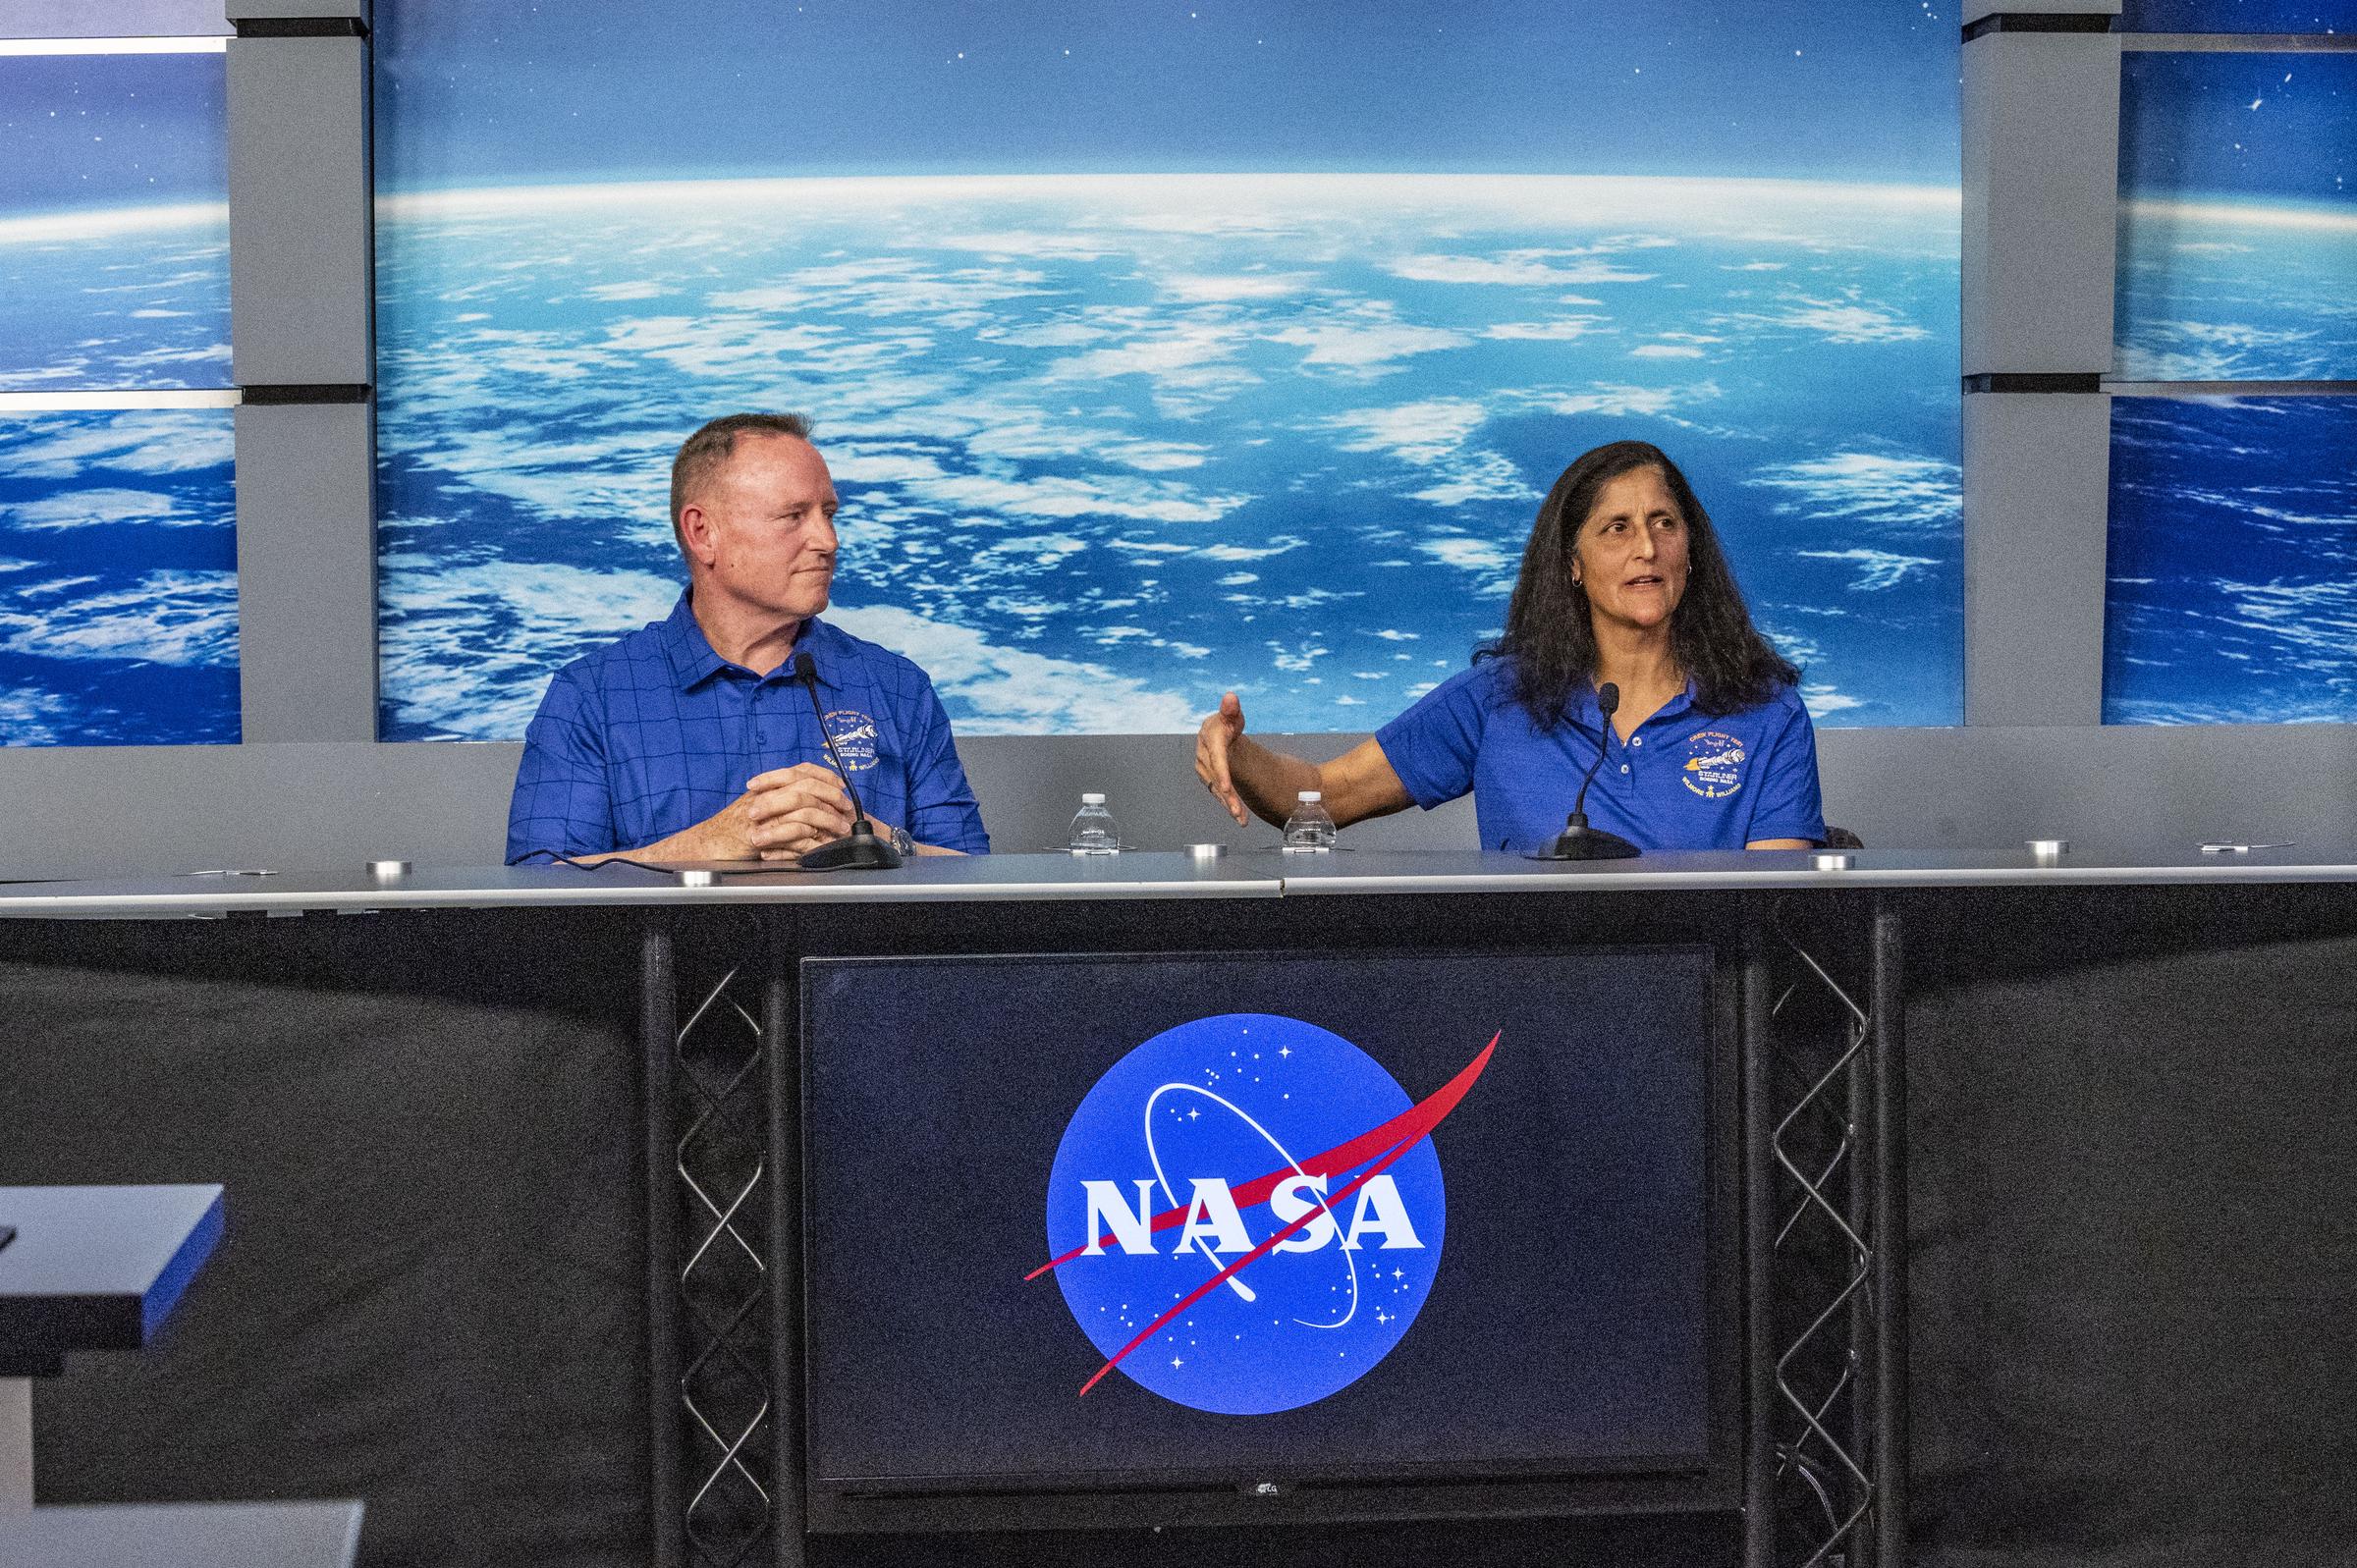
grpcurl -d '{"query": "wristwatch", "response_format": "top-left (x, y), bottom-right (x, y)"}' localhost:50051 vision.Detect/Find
top-left (889, 825), bottom-right (914, 857)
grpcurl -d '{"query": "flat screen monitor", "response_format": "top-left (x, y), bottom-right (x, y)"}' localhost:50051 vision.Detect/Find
top-left (801, 946), bottom-right (1736, 1532)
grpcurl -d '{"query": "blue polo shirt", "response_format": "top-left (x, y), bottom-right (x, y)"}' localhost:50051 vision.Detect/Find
top-left (506, 593), bottom-right (989, 861)
top-left (1374, 658), bottom-right (1825, 853)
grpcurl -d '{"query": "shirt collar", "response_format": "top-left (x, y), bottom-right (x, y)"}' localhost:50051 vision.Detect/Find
top-left (1571, 675), bottom-right (1698, 732)
top-left (656, 590), bottom-right (829, 690)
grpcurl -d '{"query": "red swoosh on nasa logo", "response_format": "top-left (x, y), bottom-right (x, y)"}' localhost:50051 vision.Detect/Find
top-left (1025, 1031), bottom-right (1498, 1283)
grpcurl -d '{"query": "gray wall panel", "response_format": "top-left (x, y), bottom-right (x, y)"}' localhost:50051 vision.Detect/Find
top-left (1962, 29), bottom-right (2122, 375)
top-left (0, 741), bottom-right (516, 883)
top-left (5, 727), bottom-right (2353, 883)
top-left (1963, 392), bottom-right (2112, 726)
top-left (226, 32), bottom-right (371, 387)
top-left (0, 2), bottom-right (229, 35)
top-left (233, 402), bottom-right (379, 740)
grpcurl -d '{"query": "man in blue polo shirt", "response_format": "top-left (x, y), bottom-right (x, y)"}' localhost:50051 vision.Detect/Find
top-left (506, 413), bottom-right (989, 863)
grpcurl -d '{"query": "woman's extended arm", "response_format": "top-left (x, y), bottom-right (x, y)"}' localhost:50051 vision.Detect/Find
top-left (1195, 692), bottom-right (1414, 830)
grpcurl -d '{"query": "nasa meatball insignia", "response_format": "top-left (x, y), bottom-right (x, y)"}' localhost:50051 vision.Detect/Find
top-left (1033, 1013), bottom-right (1495, 1415)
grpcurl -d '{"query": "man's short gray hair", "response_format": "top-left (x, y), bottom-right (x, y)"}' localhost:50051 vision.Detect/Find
top-left (668, 412), bottom-right (814, 553)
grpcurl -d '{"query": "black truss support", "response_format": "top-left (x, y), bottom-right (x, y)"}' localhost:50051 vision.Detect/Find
top-left (649, 922), bottom-right (777, 1568)
top-left (1748, 895), bottom-right (1907, 1568)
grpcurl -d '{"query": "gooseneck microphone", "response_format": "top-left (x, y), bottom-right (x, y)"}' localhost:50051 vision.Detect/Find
top-left (1571, 681), bottom-right (1619, 822)
top-left (791, 652), bottom-right (904, 871)
top-left (1530, 680), bottom-right (1642, 862)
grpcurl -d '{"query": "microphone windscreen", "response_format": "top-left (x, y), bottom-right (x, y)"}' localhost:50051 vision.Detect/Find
top-left (793, 651), bottom-right (818, 683)
top-left (1597, 680), bottom-right (1620, 716)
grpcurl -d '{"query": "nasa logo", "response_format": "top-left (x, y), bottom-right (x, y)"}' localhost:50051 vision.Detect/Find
top-left (1032, 1013), bottom-right (1495, 1415)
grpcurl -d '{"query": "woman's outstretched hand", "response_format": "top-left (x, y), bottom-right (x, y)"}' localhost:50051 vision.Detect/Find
top-left (1194, 691), bottom-right (1250, 826)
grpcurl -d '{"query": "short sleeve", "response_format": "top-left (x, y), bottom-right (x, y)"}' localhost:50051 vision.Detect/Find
top-left (900, 678), bottom-right (991, 854)
top-left (1741, 695), bottom-right (1826, 845)
top-left (1373, 665), bottom-right (1495, 811)
top-left (506, 667), bottom-right (618, 861)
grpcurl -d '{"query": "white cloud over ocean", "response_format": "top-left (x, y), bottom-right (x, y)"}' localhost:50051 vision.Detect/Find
top-left (1748, 451), bottom-right (1961, 530)
top-left (829, 601), bottom-right (1199, 732)
top-left (0, 569), bottom-right (237, 667)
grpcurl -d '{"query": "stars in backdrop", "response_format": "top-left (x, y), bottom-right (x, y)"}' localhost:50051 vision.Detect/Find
top-left (0, 55), bottom-right (225, 212)
top-left (2122, 49), bottom-right (2353, 203)
top-left (371, 0), bottom-right (1959, 188)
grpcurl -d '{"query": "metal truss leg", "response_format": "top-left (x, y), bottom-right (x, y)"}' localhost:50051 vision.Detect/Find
top-left (650, 917), bottom-right (778, 1568)
top-left (1750, 895), bottom-right (1907, 1568)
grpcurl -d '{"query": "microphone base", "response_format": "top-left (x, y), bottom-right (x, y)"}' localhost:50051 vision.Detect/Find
top-left (798, 826), bottom-right (904, 872)
top-left (1528, 824), bottom-right (1642, 861)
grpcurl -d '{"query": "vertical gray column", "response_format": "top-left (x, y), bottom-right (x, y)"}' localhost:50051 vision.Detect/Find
top-left (1959, 10), bottom-right (2122, 726)
top-left (226, 0), bottom-right (378, 743)
top-left (1961, 393), bottom-right (2112, 725)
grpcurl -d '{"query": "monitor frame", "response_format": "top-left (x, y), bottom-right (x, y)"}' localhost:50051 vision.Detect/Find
top-left (797, 942), bottom-right (1745, 1536)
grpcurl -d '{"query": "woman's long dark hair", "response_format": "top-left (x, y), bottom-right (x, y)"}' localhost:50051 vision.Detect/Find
top-left (1478, 440), bottom-right (1797, 725)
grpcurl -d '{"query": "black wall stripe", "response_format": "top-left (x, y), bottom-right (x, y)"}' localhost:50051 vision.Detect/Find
top-left (1963, 373), bottom-right (2106, 393)
top-left (1962, 14), bottom-right (2114, 40)
top-left (234, 18), bottom-right (368, 38)
top-left (241, 384), bottom-right (372, 406)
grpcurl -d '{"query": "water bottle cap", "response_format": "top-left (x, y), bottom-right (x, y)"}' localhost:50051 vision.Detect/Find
top-left (1297, 790), bottom-right (1322, 802)
top-left (1080, 792), bottom-right (1106, 805)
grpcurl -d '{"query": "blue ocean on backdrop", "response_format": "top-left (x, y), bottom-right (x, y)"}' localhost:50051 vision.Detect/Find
top-left (2106, 398), bottom-right (2357, 725)
top-left (2108, 48), bottom-right (2357, 725)
top-left (374, 174), bottom-right (1962, 739)
top-left (0, 48), bottom-right (237, 747)
top-left (2116, 200), bottom-right (2357, 379)
top-left (0, 409), bottom-right (240, 745)
top-left (0, 208), bottom-right (232, 394)
top-left (0, 52), bottom-right (232, 392)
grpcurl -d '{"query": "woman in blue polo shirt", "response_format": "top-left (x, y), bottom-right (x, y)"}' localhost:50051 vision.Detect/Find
top-left (1194, 439), bottom-right (1825, 853)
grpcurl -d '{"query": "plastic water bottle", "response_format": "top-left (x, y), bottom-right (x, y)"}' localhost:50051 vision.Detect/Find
top-left (1068, 793), bottom-right (1120, 854)
top-left (1283, 790), bottom-right (1338, 851)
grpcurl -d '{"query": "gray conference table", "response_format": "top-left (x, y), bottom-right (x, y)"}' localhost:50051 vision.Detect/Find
top-left (2, 839), bottom-right (2351, 920)
top-left (4, 843), bottom-right (2354, 1568)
